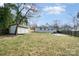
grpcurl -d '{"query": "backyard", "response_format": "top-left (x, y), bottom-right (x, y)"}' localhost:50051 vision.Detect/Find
top-left (0, 33), bottom-right (79, 56)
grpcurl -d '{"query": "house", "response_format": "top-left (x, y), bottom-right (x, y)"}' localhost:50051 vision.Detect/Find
top-left (9, 24), bottom-right (30, 34)
top-left (35, 25), bottom-right (57, 33)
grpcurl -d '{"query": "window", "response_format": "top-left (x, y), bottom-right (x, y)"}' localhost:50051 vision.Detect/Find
top-left (40, 27), bottom-right (42, 30)
top-left (44, 27), bottom-right (46, 30)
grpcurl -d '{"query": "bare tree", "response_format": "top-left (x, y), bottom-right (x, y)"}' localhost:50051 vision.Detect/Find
top-left (9, 3), bottom-right (38, 35)
top-left (76, 12), bottom-right (79, 27)
top-left (30, 23), bottom-right (37, 32)
top-left (53, 20), bottom-right (60, 33)
top-left (66, 11), bottom-right (78, 35)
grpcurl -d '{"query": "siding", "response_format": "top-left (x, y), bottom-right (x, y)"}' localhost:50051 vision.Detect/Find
top-left (9, 25), bottom-right (16, 34)
top-left (17, 27), bottom-right (29, 34)
top-left (9, 25), bottom-right (29, 34)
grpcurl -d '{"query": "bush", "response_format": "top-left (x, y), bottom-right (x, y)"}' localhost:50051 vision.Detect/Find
top-left (0, 29), bottom-right (9, 35)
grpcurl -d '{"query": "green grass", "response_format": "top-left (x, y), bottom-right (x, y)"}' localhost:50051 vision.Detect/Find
top-left (0, 33), bottom-right (79, 56)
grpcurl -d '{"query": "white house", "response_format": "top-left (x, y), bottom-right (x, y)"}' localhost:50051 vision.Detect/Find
top-left (9, 24), bottom-right (30, 34)
top-left (35, 25), bottom-right (57, 33)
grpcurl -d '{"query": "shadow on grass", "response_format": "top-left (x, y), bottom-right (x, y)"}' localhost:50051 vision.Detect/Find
top-left (0, 34), bottom-right (25, 39)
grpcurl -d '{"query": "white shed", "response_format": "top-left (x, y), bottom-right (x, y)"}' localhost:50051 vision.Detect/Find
top-left (9, 25), bottom-right (30, 34)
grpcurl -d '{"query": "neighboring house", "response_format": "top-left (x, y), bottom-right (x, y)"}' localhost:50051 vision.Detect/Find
top-left (9, 24), bottom-right (30, 34)
top-left (35, 25), bottom-right (57, 33)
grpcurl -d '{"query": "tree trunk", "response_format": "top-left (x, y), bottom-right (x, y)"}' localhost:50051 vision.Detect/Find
top-left (14, 9), bottom-right (30, 35)
top-left (15, 18), bottom-right (22, 35)
top-left (15, 23), bottom-right (19, 35)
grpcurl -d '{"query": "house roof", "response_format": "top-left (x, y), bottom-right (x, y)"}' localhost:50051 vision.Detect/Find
top-left (36, 25), bottom-right (54, 28)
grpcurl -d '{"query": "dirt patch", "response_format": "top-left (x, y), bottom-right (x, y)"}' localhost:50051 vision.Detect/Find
top-left (53, 33), bottom-right (68, 36)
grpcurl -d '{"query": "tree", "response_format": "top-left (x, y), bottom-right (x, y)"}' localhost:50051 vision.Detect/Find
top-left (0, 3), bottom-right (40, 35)
top-left (53, 20), bottom-right (60, 33)
top-left (0, 4), bottom-right (14, 34)
top-left (73, 17), bottom-right (78, 31)
top-left (7, 3), bottom-right (38, 35)
top-left (30, 23), bottom-right (37, 32)
top-left (76, 12), bottom-right (79, 26)
top-left (72, 12), bottom-right (79, 31)
top-left (71, 12), bottom-right (79, 35)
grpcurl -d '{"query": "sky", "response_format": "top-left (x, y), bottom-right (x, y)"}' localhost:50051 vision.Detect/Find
top-left (29, 3), bottom-right (79, 26)
top-left (0, 3), bottom-right (79, 26)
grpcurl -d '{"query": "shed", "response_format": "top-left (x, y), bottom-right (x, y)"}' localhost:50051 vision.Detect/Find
top-left (9, 25), bottom-right (30, 34)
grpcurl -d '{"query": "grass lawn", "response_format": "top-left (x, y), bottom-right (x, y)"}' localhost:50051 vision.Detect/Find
top-left (0, 32), bottom-right (79, 56)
